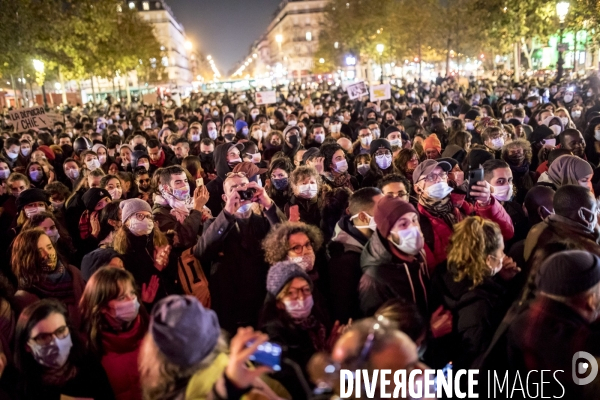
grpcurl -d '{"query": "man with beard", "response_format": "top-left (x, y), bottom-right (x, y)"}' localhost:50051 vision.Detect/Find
top-left (134, 167), bottom-right (152, 204)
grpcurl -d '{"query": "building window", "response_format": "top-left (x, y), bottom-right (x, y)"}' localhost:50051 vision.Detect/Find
top-left (128, 2), bottom-right (135, 9)
top-left (142, 1), bottom-right (149, 10)
top-left (161, 56), bottom-right (169, 67)
top-left (155, 1), bottom-right (161, 8)
top-left (305, 31), bottom-right (312, 41)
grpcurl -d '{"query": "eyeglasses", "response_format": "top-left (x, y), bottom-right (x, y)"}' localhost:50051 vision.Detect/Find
top-left (419, 172), bottom-right (448, 183)
top-left (138, 179), bottom-right (150, 184)
top-left (225, 172), bottom-right (247, 178)
top-left (30, 325), bottom-right (69, 346)
top-left (289, 242), bottom-right (313, 255)
top-left (134, 212), bottom-right (153, 222)
top-left (285, 286), bottom-right (312, 300)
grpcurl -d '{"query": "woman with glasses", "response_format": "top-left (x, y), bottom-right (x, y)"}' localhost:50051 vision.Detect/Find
top-left (113, 199), bottom-right (171, 308)
top-left (14, 299), bottom-right (114, 399)
top-left (259, 261), bottom-right (337, 397)
top-left (429, 216), bottom-right (520, 370)
top-left (11, 228), bottom-right (86, 331)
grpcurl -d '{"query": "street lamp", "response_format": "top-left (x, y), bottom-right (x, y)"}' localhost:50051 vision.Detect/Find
top-left (376, 44), bottom-right (385, 84)
top-left (33, 59), bottom-right (47, 108)
top-left (185, 41), bottom-right (193, 50)
top-left (556, 1), bottom-right (570, 81)
top-left (319, 58), bottom-right (325, 64)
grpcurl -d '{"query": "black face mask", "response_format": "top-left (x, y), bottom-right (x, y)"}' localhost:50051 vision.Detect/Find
top-left (224, 134), bottom-right (235, 141)
top-left (508, 154), bottom-right (525, 165)
top-left (287, 135), bottom-right (299, 147)
top-left (199, 152), bottom-right (213, 163)
top-left (61, 144), bottom-right (74, 157)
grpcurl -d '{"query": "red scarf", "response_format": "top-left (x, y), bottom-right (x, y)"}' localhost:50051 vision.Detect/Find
top-left (150, 149), bottom-right (165, 168)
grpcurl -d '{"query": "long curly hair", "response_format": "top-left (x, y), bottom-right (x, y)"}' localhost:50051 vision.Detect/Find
top-left (262, 222), bottom-right (323, 265)
top-left (501, 138), bottom-right (533, 164)
top-left (447, 216), bottom-right (502, 288)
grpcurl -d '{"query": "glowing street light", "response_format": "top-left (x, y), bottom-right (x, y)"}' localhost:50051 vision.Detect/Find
top-left (207, 55), bottom-right (212, 61)
top-left (376, 44), bottom-right (385, 84)
top-left (185, 41), bottom-right (193, 50)
top-left (556, 1), bottom-right (570, 80)
top-left (275, 34), bottom-right (283, 44)
top-left (33, 59), bottom-right (47, 108)
top-left (319, 58), bottom-right (325, 64)
top-left (345, 55), bottom-right (356, 66)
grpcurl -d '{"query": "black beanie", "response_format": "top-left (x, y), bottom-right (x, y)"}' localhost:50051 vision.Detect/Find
top-left (82, 188), bottom-right (112, 211)
top-left (16, 188), bottom-right (49, 211)
top-left (468, 149), bottom-right (494, 170)
top-left (384, 125), bottom-right (401, 139)
top-left (465, 109), bottom-right (481, 120)
top-left (536, 250), bottom-right (600, 297)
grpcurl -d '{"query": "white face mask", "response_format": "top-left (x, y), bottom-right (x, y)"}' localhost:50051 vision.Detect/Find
top-left (595, 130), bottom-right (600, 142)
top-left (288, 253), bottom-right (316, 271)
top-left (21, 148), bottom-right (30, 156)
top-left (544, 138), bottom-right (557, 147)
top-left (361, 136), bottom-right (372, 146)
top-left (314, 133), bottom-right (325, 143)
top-left (288, 120), bottom-right (297, 126)
top-left (0, 169), bottom-right (9, 179)
top-left (113, 298), bottom-right (140, 322)
top-left (350, 212), bottom-right (377, 231)
top-left (564, 94), bottom-right (573, 103)
top-left (549, 125), bottom-right (562, 136)
top-left (86, 159), bottom-right (101, 171)
top-left (128, 218), bottom-right (153, 236)
top-left (25, 205), bottom-right (46, 218)
top-left (98, 155), bottom-right (107, 165)
top-left (391, 225), bottom-right (424, 255)
top-left (108, 188), bottom-right (122, 200)
top-left (375, 154), bottom-right (392, 170)
top-left (490, 137), bottom-right (505, 149)
top-left (560, 117), bottom-right (569, 126)
top-left (251, 130), bottom-right (263, 141)
top-left (283, 295), bottom-right (313, 319)
top-left (491, 184), bottom-right (513, 202)
top-left (389, 138), bottom-right (401, 147)
top-left (45, 228), bottom-right (60, 244)
top-left (425, 182), bottom-right (453, 200)
top-left (357, 164), bottom-right (370, 176)
top-left (334, 159), bottom-right (348, 173)
top-left (6, 151), bottom-right (18, 160)
top-left (236, 203), bottom-right (253, 214)
top-left (329, 124), bottom-right (340, 133)
top-left (316, 110), bottom-right (323, 117)
top-left (465, 122), bottom-right (474, 130)
top-left (298, 183), bottom-right (318, 199)
top-left (191, 134), bottom-right (200, 142)
top-left (208, 129), bottom-right (218, 140)
top-left (572, 110), bottom-right (582, 118)
top-left (138, 162), bottom-right (149, 171)
top-left (372, 128), bottom-right (380, 139)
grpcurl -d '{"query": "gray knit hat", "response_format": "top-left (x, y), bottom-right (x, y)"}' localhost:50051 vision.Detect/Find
top-left (536, 250), bottom-right (600, 296)
top-left (120, 198), bottom-right (152, 223)
top-left (266, 261), bottom-right (312, 296)
top-left (150, 295), bottom-right (220, 367)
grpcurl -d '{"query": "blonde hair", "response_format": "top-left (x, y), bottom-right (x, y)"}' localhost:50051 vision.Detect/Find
top-left (447, 216), bottom-right (502, 288)
top-left (113, 225), bottom-right (168, 254)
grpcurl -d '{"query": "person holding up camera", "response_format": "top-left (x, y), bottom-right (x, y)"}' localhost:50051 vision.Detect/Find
top-left (193, 171), bottom-right (285, 335)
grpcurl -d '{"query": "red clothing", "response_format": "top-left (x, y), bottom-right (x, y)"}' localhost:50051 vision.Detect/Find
top-left (150, 148), bottom-right (166, 168)
top-left (536, 160), bottom-right (549, 175)
top-left (419, 195), bottom-right (514, 271)
top-left (100, 315), bottom-right (146, 400)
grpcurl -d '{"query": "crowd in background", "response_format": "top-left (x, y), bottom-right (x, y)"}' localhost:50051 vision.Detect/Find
top-left (0, 71), bottom-right (600, 398)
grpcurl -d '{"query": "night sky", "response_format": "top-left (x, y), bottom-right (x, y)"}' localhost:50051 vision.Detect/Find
top-left (168, 0), bottom-right (282, 75)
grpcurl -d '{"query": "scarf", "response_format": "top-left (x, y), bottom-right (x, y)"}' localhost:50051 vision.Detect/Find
top-left (150, 148), bottom-right (165, 167)
top-left (79, 210), bottom-right (91, 239)
top-left (155, 190), bottom-right (193, 224)
top-left (419, 193), bottom-right (457, 228)
top-left (30, 264), bottom-right (76, 306)
top-left (295, 314), bottom-right (327, 352)
top-left (329, 172), bottom-right (354, 190)
top-left (509, 160), bottom-right (530, 176)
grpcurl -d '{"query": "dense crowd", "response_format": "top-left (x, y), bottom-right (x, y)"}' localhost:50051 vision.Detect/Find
top-left (0, 72), bottom-right (600, 399)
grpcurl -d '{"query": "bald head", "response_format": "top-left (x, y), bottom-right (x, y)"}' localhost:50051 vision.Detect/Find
top-left (524, 186), bottom-right (555, 225)
top-left (337, 138), bottom-right (353, 153)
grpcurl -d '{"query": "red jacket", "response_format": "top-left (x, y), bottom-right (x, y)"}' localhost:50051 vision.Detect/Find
top-left (419, 194), bottom-right (514, 272)
top-left (100, 315), bottom-right (146, 400)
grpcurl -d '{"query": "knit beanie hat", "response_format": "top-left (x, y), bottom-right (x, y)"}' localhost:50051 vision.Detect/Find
top-left (423, 134), bottom-right (442, 153)
top-left (16, 188), bottom-right (49, 211)
top-left (547, 155), bottom-right (593, 188)
top-left (131, 150), bottom-right (149, 168)
top-left (235, 120), bottom-right (248, 133)
top-left (467, 149), bottom-right (494, 171)
top-left (465, 109), bottom-right (481, 120)
top-left (82, 188), bottom-right (111, 211)
top-left (36, 145), bottom-right (55, 162)
top-left (120, 198), bottom-right (152, 223)
top-left (266, 261), bottom-right (312, 297)
top-left (150, 295), bottom-right (220, 367)
top-left (369, 139), bottom-right (392, 156)
top-left (374, 195), bottom-right (417, 238)
top-left (536, 250), bottom-right (600, 296)
top-left (383, 125), bottom-right (401, 139)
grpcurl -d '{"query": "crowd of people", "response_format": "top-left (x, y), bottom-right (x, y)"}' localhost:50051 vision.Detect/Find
top-left (0, 71), bottom-right (600, 399)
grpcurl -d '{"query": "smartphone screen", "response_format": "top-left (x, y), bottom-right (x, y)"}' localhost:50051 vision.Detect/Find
top-left (247, 341), bottom-right (282, 371)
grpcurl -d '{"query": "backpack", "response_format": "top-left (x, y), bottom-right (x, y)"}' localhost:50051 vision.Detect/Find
top-left (177, 248), bottom-right (211, 308)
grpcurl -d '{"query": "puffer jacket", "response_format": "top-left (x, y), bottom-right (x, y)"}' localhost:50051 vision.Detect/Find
top-left (359, 230), bottom-right (430, 317)
top-left (418, 194), bottom-right (514, 271)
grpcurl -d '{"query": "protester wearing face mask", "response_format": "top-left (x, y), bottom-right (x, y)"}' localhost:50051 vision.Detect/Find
top-left (328, 187), bottom-right (382, 323)
top-left (114, 199), bottom-right (172, 308)
top-left (413, 159), bottom-right (514, 269)
top-left (430, 216), bottom-right (519, 370)
top-left (262, 131), bottom-right (284, 162)
top-left (319, 143), bottom-right (357, 191)
top-left (15, 188), bottom-right (51, 231)
top-left (92, 143), bottom-right (110, 173)
top-left (498, 139), bottom-right (536, 204)
top-left (0, 160), bottom-right (11, 183)
top-left (265, 157), bottom-right (293, 210)
top-left (358, 139), bottom-right (394, 189)
top-left (12, 228), bottom-right (86, 330)
top-left (353, 127), bottom-right (373, 156)
top-left (235, 120), bottom-right (250, 142)
top-left (260, 260), bottom-right (338, 393)
top-left (283, 166), bottom-right (321, 227)
top-left (80, 267), bottom-right (148, 400)
top-left (2, 138), bottom-right (21, 170)
top-left (26, 161), bottom-right (50, 189)
top-left (204, 142), bottom-right (245, 216)
top-left (482, 126), bottom-right (506, 159)
top-left (23, 211), bottom-right (76, 266)
top-left (282, 125), bottom-right (303, 162)
top-left (14, 299), bottom-right (115, 399)
top-left (194, 172), bottom-right (283, 334)
top-left (359, 196), bottom-right (431, 317)
top-left (100, 175), bottom-right (123, 202)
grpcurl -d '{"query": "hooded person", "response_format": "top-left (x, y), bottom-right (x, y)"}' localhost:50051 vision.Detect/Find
top-left (131, 150), bottom-right (150, 172)
top-left (547, 154), bottom-right (594, 192)
top-left (413, 159), bottom-right (514, 270)
top-left (282, 125), bottom-right (303, 162)
top-left (204, 142), bottom-right (244, 216)
top-left (360, 139), bottom-right (395, 188)
top-left (359, 195), bottom-right (431, 317)
top-left (529, 125), bottom-right (556, 172)
top-left (235, 120), bottom-right (249, 141)
top-left (80, 247), bottom-right (123, 281)
top-left (328, 187), bottom-right (382, 323)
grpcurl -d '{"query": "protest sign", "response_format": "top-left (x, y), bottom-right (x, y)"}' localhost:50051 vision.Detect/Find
top-left (255, 90), bottom-right (277, 105)
top-left (8, 106), bottom-right (52, 132)
top-left (370, 84), bottom-right (391, 101)
top-left (346, 81), bottom-right (368, 100)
